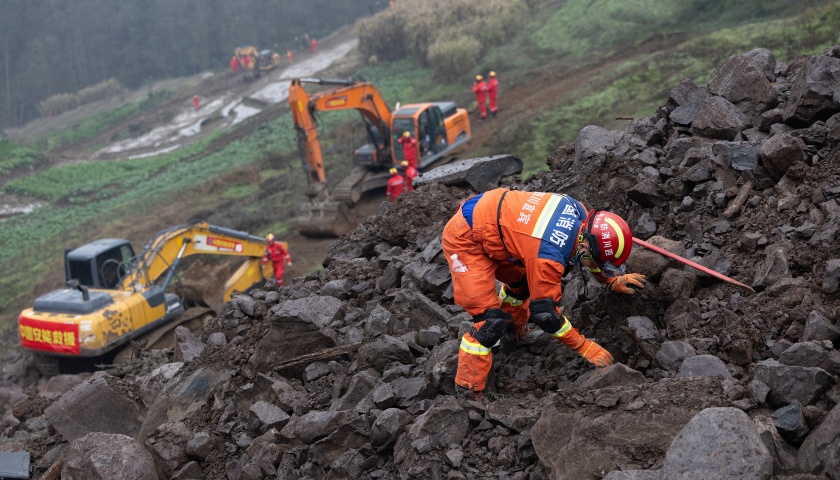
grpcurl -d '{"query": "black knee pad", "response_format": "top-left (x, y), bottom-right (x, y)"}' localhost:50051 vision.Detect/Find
top-left (529, 298), bottom-right (562, 333)
top-left (470, 309), bottom-right (510, 349)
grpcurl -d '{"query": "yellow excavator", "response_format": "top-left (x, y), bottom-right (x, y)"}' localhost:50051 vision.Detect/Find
top-left (234, 46), bottom-right (281, 80)
top-left (17, 222), bottom-right (281, 374)
top-left (289, 77), bottom-right (471, 237)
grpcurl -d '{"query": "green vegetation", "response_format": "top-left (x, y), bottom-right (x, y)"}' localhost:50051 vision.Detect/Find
top-left (0, 140), bottom-right (42, 175)
top-left (36, 90), bottom-right (175, 150)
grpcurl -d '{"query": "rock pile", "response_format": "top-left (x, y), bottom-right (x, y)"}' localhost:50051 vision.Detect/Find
top-left (2, 45), bottom-right (840, 479)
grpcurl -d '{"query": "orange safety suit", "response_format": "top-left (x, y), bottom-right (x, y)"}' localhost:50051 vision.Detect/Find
top-left (487, 76), bottom-right (499, 116)
top-left (230, 56), bottom-right (239, 73)
top-left (442, 188), bottom-right (613, 392)
top-left (262, 241), bottom-right (291, 286)
top-left (404, 164), bottom-right (419, 192)
top-left (287, 50), bottom-right (293, 64)
top-left (473, 80), bottom-right (488, 120)
top-left (386, 172), bottom-right (406, 201)
top-left (397, 136), bottom-right (419, 169)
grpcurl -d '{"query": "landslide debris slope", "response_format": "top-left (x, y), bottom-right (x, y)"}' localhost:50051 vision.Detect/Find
top-left (3, 46), bottom-right (840, 480)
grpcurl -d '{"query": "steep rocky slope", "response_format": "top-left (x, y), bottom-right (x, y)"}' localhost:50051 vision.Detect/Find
top-left (2, 45), bottom-right (840, 479)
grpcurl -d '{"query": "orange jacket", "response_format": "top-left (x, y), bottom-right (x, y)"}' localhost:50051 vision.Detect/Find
top-left (456, 188), bottom-right (588, 305)
top-left (262, 241), bottom-right (290, 267)
top-left (397, 136), bottom-right (418, 168)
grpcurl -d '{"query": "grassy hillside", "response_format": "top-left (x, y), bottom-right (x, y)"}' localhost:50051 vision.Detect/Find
top-left (1, 0), bottom-right (839, 340)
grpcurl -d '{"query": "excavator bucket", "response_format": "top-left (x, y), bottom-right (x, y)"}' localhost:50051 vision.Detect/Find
top-left (297, 201), bottom-right (358, 237)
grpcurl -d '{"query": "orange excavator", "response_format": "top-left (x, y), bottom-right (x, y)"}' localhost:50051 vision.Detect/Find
top-left (289, 77), bottom-right (471, 236)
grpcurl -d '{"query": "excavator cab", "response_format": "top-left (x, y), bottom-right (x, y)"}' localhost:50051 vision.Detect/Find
top-left (64, 239), bottom-right (135, 290)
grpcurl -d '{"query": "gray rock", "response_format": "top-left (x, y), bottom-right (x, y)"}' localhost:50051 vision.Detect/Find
top-left (390, 289), bottom-right (451, 331)
top-left (370, 408), bottom-right (413, 450)
top-left (659, 269), bottom-right (697, 302)
top-left (760, 132), bottom-right (807, 180)
top-left (303, 361), bottom-right (330, 382)
top-left (603, 471), bottom-right (661, 480)
top-left (248, 312), bottom-right (337, 374)
top-left (486, 399), bottom-right (539, 433)
top-left (173, 326), bottom-right (205, 363)
top-left (752, 359), bottom-right (833, 407)
top-left (662, 407), bottom-right (773, 479)
top-left (784, 54), bottom-right (840, 126)
top-left (743, 48), bottom-right (777, 82)
top-left (45, 372), bottom-right (145, 442)
top-left (635, 212), bottom-right (657, 239)
top-left (206, 332), bottom-right (226, 346)
top-left (144, 421), bottom-right (192, 478)
top-left (713, 141), bottom-right (761, 171)
top-left (364, 304), bottom-right (394, 336)
top-left (414, 154), bottom-right (523, 192)
top-left (574, 364), bottom-right (648, 389)
top-left (626, 236), bottom-right (684, 280)
top-left (270, 377), bottom-right (309, 413)
top-left (376, 262), bottom-right (401, 290)
top-left (574, 125), bottom-right (627, 166)
top-left (137, 362), bottom-right (183, 409)
top-left (669, 78), bottom-right (710, 126)
top-left (293, 410), bottom-right (362, 444)
top-left (185, 431), bottom-right (214, 460)
top-left (655, 341), bottom-right (697, 372)
top-left (627, 316), bottom-right (658, 341)
top-left (822, 258), bottom-right (840, 294)
top-left (62, 432), bottom-right (157, 480)
top-left (752, 243), bottom-right (792, 290)
top-left (772, 402), bottom-right (810, 443)
top-left (796, 402), bottom-right (840, 477)
top-left (355, 334), bottom-right (414, 373)
top-left (708, 54), bottom-right (778, 122)
top-left (138, 367), bottom-right (230, 441)
top-left (752, 411), bottom-right (799, 474)
top-left (320, 278), bottom-right (352, 298)
top-left (691, 96), bottom-right (751, 140)
top-left (332, 368), bottom-right (380, 412)
top-left (628, 179), bottom-right (667, 208)
top-left (779, 341), bottom-right (840, 376)
top-left (392, 376), bottom-right (432, 408)
top-left (248, 401), bottom-right (290, 432)
top-left (676, 355), bottom-right (732, 380)
top-left (802, 310), bottom-right (840, 344)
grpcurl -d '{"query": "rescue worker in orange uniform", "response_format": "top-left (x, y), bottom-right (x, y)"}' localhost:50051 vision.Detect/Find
top-left (287, 49), bottom-right (293, 64)
top-left (397, 131), bottom-right (419, 169)
top-left (230, 56), bottom-right (239, 73)
top-left (262, 233), bottom-right (292, 286)
top-left (401, 160), bottom-right (418, 192)
top-left (442, 188), bottom-right (646, 398)
top-left (487, 71), bottom-right (499, 118)
top-left (473, 75), bottom-right (488, 121)
top-left (386, 167), bottom-right (406, 201)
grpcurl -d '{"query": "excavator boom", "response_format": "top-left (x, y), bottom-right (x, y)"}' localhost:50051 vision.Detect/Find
top-left (18, 222), bottom-right (277, 365)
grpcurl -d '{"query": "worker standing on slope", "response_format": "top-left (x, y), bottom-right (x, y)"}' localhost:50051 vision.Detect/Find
top-left (230, 56), bottom-right (239, 73)
top-left (441, 188), bottom-right (646, 400)
top-left (193, 95), bottom-right (200, 111)
top-left (287, 50), bottom-right (293, 64)
top-left (473, 75), bottom-right (488, 121)
top-left (397, 131), bottom-right (419, 169)
top-left (386, 167), bottom-right (406, 202)
top-left (487, 71), bottom-right (499, 118)
top-left (401, 160), bottom-right (418, 192)
top-left (262, 233), bottom-right (292, 286)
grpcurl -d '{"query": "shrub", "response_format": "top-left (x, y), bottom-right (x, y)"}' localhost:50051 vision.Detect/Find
top-left (357, 0), bottom-right (528, 78)
top-left (37, 79), bottom-right (126, 116)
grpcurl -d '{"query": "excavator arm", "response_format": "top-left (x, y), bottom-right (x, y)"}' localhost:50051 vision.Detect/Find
top-left (122, 221), bottom-right (271, 301)
top-left (288, 78), bottom-right (393, 201)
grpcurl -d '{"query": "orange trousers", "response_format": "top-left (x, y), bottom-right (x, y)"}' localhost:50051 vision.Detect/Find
top-left (442, 206), bottom-right (530, 391)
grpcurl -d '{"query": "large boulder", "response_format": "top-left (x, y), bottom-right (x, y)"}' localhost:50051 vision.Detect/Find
top-left (707, 54), bottom-right (778, 123)
top-left (62, 432), bottom-right (157, 480)
top-left (661, 407), bottom-right (773, 479)
top-left (691, 96), bottom-right (750, 140)
top-left (784, 52), bottom-right (840, 126)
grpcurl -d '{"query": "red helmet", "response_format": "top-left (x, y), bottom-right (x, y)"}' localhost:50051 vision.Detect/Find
top-left (583, 210), bottom-right (633, 275)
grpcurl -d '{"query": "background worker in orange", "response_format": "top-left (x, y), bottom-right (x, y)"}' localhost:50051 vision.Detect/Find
top-left (230, 56), bottom-right (239, 73)
top-left (487, 71), bottom-right (499, 117)
top-left (441, 188), bottom-right (646, 397)
top-left (401, 160), bottom-right (418, 192)
top-left (397, 131), bottom-right (418, 169)
top-left (192, 95), bottom-right (200, 111)
top-left (386, 167), bottom-right (406, 201)
top-left (262, 233), bottom-right (292, 286)
top-left (287, 49), bottom-right (293, 64)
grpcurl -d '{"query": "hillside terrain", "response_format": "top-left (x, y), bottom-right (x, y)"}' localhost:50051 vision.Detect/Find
top-left (1, 41), bottom-right (839, 479)
top-left (1, 2), bottom-right (840, 479)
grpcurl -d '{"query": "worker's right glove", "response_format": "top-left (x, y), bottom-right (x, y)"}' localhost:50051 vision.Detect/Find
top-left (557, 327), bottom-right (614, 368)
top-left (605, 273), bottom-right (646, 295)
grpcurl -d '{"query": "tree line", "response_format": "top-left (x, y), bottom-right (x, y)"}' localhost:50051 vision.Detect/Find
top-left (0, 0), bottom-right (381, 127)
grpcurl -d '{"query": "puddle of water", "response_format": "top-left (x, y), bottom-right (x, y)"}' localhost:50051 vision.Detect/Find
top-left (0, 195), bottom-right (46, 221)
top-left (231, 104), bottom-right (262, 125)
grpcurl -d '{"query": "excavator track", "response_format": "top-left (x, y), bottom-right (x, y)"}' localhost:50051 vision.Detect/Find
top-left (332, 167), bottom-right (368, 206)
